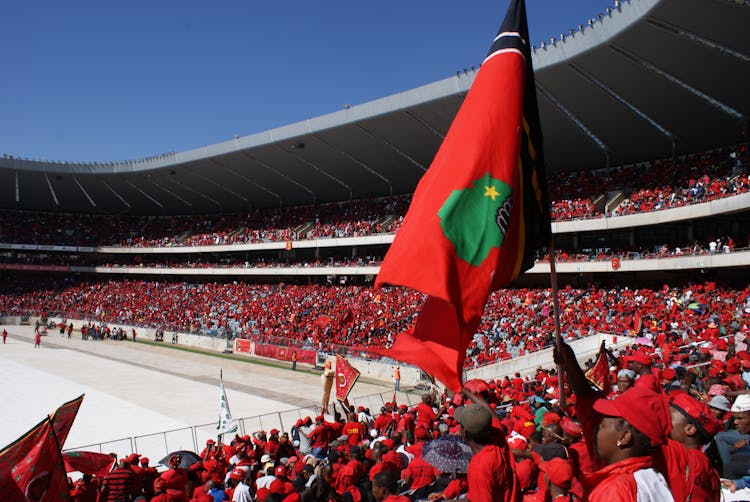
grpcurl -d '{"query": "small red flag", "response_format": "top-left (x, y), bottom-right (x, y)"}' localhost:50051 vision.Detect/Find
top-left (334, 354), bottom-right (361, 402)
top-left (375, 0), bottom-right (550, 391)
top-left (63, 451), bottom-right (116, 478)
top-left (585, 341), bottom-right (612, 395)
top-left (0, 419), bottom-right (71, 501)
top-left (632, 312), bottom-right (643, 335)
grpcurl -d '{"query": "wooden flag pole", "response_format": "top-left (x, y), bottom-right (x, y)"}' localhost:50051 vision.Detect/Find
top-left (548, 237), bottom-right (566, 410)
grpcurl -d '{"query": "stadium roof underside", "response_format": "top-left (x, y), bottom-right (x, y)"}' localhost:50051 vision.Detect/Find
top-left (1, 0), bottom-right (748, 215)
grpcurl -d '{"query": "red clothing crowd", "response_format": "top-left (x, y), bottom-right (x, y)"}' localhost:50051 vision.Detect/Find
top-left (1, 278), bottom-right (748, 369)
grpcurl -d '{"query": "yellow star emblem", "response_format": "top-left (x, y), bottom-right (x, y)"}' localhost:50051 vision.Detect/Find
top-left (484, 185), bottom-right (500, 201)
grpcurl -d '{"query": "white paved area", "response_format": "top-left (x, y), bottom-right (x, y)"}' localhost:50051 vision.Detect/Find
top-left (0, 324), bottom-right (392, 463)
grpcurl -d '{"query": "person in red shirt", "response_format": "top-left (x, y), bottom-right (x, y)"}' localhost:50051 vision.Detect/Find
top-left (415, 393), bottom-right (438, 429)
top-left (265, 429), bottom-right (281, 457)
top-left (372, 471), bottom-right (410, 502)
top-left (538, 458), bottom-right (576, 502)
top-left (307, 415), bottom-right (332, 459)
top-left (160, 454), bottom-right (189, 498)
top-left (667, 391), bottom-right (721, 502)
top-left (555, 340), bottom-right (674, 502)
top-left (70, 474), bottom-right (98, 502)
top-left (374, 407), bottom-right (395, 435)
top-left (342, 412), bottom-right (366, 446)
top-left (454, 403), bottom-right (521, 502)
top-left (401, 452), bottom-right (439, 492)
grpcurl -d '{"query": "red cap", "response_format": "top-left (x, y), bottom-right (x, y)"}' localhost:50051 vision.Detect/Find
top-left (593, 385), bottom-right (671, 446)
top-left (414, 427), bottom-right (430, 440)
top-left (206, 439), bottom-right (216, 445)
top-left (560, 418), bottom-right (582, 438)
top-left (670, 391), bottom-right (722, 438)
top-left (270, 428), bottom-right (279, 435)
top-left (315, 415), bottom-right (324, 422)
top-left (381, 439), bottom-right (395, 449)
top-left (507, 436), bottom-right (528, 450)
top-left (661, 368), bottom-right (676, 381)
top-left (542, 412), bottom-right (560, 426)
top-left (538, 458), bottom-right (574, 489)
top-left (229, 468), bottom-right (245, 481)
top-left (274, 465), bottom-right (287, 478)
top-left (140, 457), bottom-right (149, 465)
top-left (627, 350), bottom-right (652, 365)
top-left (726, 359), bottom-right (741, 374)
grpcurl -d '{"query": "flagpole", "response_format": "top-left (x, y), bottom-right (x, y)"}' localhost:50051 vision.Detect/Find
top-left (47, 414), bottom-right (70, 482)
top-left (547, 237), bottom-right (566, 410)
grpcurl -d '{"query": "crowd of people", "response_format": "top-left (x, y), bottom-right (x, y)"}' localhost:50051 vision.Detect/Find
top-left (0, 145), bottom-right (745, 249)
top-left (537, 235), bottom-right (744, 263)
top-left (0, 253), bottom-right (386, 270)
top-left (69, 323), bottom-right (750, 501)
top-left (2, 278), bottom-right (748, 369)
top-left (1, 234), bottom-right (745, 273)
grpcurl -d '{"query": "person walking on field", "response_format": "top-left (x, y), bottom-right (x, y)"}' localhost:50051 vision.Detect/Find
top-left (34, 330), bottom-right (41, 348)
top-left (2, 329), bottom-right (7, 344)
top-left (394, 366), bottom-right (401, 392)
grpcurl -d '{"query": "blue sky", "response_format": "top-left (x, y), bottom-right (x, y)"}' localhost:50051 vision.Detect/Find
top-left (0, 1), bottom-right (614, 162)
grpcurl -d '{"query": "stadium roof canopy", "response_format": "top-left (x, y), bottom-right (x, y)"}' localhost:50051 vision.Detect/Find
top-left (1, 0), bottom-right (748, 215)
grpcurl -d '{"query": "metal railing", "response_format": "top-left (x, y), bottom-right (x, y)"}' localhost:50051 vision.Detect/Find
top-left (62, 388), bottom-right (420, 462)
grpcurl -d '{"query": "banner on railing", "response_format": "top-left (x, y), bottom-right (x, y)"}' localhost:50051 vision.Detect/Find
top-left (234, 339), bottom-right (252, 354)
top-left (254, 343), bottom-right (316, 364)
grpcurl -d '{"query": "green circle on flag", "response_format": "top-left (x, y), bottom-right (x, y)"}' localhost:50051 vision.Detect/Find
top-left (438, 173), bottom-right (513, 266)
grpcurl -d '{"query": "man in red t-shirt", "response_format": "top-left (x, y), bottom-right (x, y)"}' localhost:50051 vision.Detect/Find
top-left (343, 412), bottom-right (366, 446)
top-left (455, 404), bottom-right (521, 502)
top-left (415, 393), bottom-right (437, 429)
top-left (307, 415), bottom-right (332, 458)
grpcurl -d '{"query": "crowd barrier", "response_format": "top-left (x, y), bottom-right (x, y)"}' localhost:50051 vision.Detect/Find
top-left (62, 388), bottom-right (422, 463)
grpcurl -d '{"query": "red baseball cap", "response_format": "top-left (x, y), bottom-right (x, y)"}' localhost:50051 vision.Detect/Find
top-left (626, 350), bottom-right (652, 365)
top-left (560, 417), bottom-right (582, 438)
top-left (670, 391), bottom-right (722, 438)
top-left (538, 458), bottom-right (574, 489)
top-left (593, 385), bottom-right (671, 446)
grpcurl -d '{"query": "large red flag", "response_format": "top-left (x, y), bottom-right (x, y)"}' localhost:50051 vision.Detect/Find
top-left (335, 354), bottom-right (361, 401)
top-left (50, 394), bottom-right (84, 447)
top-left (63, 451), bottom-right (116, 478)
top-left (375, 0), bottom-right (550, 391)
top-left (0, 418), bottom-right (71, 501)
